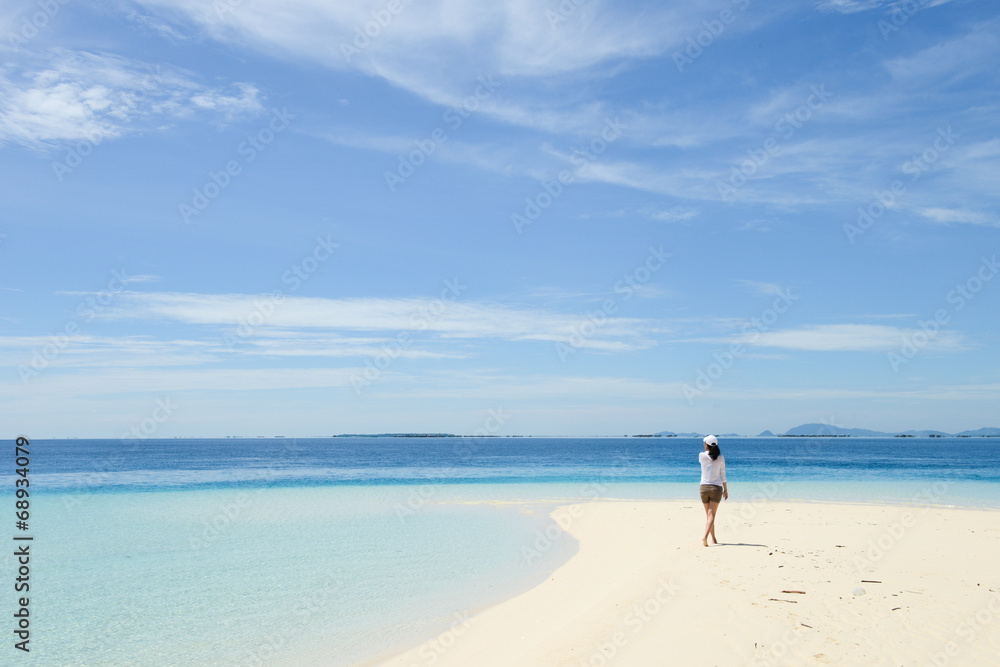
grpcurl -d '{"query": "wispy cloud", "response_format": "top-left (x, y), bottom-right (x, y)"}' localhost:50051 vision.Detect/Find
top-left (130, 0), bottom-right (754, 139)
top-left (114, 2), bottom-right (191, 41)
top-left (734, 323), bottom-right (967, 352)
top-left (134, 0), bottom-right (709, 77)
top-left (679, 381), bottom-right (1000, 402)
top-left (815, 0), bottom-right (889, 13)
top-left (640, 205), bottom-right (700, 223)
top-left (0, 366), bottom-right (364, 398)
top-left (816, 0), bottom-right (955, 14)
top-left (0, 50), bottom-right (263, 146)
top-left (912, 206), bottom-right (997, 226)
top-left (883, 21), bottom-right (1000, 81)
top-left (92, 291), bottom-right (657, 347)
top-left (733, 280), bottom-right (790, 297)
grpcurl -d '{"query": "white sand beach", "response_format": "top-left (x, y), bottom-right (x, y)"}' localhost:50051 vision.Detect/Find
top-left (375, 499), bottom-right (1000, 666)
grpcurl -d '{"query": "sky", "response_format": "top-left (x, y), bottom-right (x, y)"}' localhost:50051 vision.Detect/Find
top-left (1, 0), bottom-right (998, 438)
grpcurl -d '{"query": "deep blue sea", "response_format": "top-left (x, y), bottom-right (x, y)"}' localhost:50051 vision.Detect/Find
top-left (21, 435), bottom-right (1000, 491)
top-left (3, 437), bottom-right (999, 665)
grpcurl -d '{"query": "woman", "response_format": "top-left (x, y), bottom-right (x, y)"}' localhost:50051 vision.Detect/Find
top-left (699, 434), bottom-right (728, 546)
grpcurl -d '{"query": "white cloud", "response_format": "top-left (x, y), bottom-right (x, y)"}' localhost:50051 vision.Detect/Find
top-left (317, 128), bottom-right (415, 155)
top-left (640, 205), bottom-right (699, 223)
top-left (60, 273), bottom-right (160, 291)
top-left (737, 323), bottom-right (966, 352)
top-left (0, 366), bottom-right (363, 398)
top-left (237, 335), bottom-right (467, 359)
top-left (190, 82), bottom-right (262, 119)
top-left (884, 24), bottom-right (1000, 81)
top-left (0, 335), bottom-right (220, 370)
top-left (816, 0), bottom-right (954, 14)
top-left (134, 0), bottom-right (698, 76)
top-left (736, 218), bottom-right (774, 232)
top-left (733, 280), bottom-right (789, 297)
top-left (0, 330), bottom-right (468, 374)
top-left (815, 0), bottom-right (887, 13)
top-left (114, 3), bottom-right (191, 41)
top-left (913, 207), bottom-right (996, 226)
top-left (681, 381), bottom-right (1000, 402)
top-left (93, 290), bottom-right (657, 347)
top-left (0, 50), bottom-right (263, 146)
top-left (130, 0), bottom-right (754, 136)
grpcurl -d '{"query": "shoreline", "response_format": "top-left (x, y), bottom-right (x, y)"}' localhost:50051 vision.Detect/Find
top-left (15, 482), bottom-right (1000, 511)
top-left (372, 498), bottom-right (1000, 666)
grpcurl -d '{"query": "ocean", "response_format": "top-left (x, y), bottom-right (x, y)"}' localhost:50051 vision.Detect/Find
top-left (4, 436), bottom-right (999, 665)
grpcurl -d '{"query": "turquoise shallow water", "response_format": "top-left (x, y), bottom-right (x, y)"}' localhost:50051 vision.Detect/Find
top-left (3, 437), bottom-right (999, 664)
top-left (3, 487), bottom-right (573, 666)
top-left (380, 479), bottom-right (1000, 508)
top-left (6, 480), bottom-right (996, 666)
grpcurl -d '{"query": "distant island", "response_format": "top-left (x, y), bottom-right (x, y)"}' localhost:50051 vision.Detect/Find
top-left (223, 427), bottom-right (1000, 439)
top-left (334, 433), bottom-right (459, 438)
top-left (781, 424), bottom-right (1000, 437)
top-left (651, 424), bottom-right (1000, 438)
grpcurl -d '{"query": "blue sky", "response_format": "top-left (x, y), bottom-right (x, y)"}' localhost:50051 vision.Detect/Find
top-left (1, 0), bottom-right (998, 437)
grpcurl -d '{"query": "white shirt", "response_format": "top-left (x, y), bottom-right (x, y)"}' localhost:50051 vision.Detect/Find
top-left (699, 451), bottom-right (726, 487)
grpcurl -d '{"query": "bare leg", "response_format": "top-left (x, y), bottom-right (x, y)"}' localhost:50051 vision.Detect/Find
top-left (702, 501), bottom-right (720, 546)
top-left (702, 501), bottom-right (711, 546)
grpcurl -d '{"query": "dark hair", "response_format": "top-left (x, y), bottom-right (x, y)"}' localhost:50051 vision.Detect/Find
top-left (707, 443), bottom-right (721, 461)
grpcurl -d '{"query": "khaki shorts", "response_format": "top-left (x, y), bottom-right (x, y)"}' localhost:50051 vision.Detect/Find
top-left (700, 484), bottom-right (723, 504)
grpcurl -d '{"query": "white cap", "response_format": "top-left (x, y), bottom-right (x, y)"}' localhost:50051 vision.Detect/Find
top-left (703, 434), bottom-right (718, 446)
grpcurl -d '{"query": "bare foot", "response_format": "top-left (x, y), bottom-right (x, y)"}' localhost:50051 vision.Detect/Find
top-left (711, 537), bottom-right (718, 544)
top-left (702, 538), bottom-right (708, 547)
